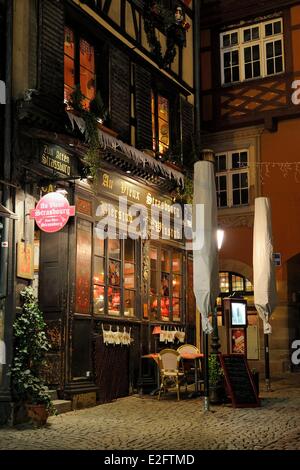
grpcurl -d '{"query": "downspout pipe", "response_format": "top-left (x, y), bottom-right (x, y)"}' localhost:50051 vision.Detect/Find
top-left (0, 0), bottom-right (12, 299)
top-left (193, 0), bottom-right (201, 155)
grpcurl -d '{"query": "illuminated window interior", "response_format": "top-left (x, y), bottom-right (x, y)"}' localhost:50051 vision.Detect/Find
top-left (64, 26), bottom-right (96, 108)
top-left (151, 91), bottom-right (170, 156)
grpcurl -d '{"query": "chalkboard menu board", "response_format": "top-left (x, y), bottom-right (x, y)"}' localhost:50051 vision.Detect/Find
top-left (220, 354), bottom-right (260, 408)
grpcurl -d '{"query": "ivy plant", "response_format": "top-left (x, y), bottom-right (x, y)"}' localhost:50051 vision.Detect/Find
top-left (10, 287), bottom-right (55, 414)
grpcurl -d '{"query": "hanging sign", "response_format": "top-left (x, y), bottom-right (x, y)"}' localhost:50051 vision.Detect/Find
top-left (30, 192), bottom-right (75, 233)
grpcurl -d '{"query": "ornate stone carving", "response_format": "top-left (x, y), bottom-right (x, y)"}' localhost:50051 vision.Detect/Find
top-left (219, 213), bottom-right (254, 228)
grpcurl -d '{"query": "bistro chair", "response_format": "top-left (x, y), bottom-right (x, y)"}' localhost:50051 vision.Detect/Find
top-left (177, 344), bottom-right (204, 394)
top-left (157, 349), bottom-right (185, 401)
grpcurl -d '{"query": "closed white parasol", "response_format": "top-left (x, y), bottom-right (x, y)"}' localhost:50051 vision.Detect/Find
top-left (253, 197), bottom-right (277, 389)
top-left (193, 160), bottom-right (220, 410)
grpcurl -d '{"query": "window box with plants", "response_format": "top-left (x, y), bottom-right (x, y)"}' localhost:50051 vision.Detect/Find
top-left (10, 287), bottom-right (56, 425)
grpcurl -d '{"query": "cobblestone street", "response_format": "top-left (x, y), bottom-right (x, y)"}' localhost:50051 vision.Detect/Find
top-left (0, 373), bottom-right (300, 451)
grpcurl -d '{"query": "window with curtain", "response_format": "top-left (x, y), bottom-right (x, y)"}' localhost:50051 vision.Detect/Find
top-left (149, 246), bottom-right (183, 322)
top-left (64, 26), bottom-right (96, 108)
top-left (151, 90), bottom-right (170, 157)
top-left (93, 232), bottom-right (137, 318)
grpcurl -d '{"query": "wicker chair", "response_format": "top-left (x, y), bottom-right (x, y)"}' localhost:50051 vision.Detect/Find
top-left (157, 349), bottom-right (185, 401)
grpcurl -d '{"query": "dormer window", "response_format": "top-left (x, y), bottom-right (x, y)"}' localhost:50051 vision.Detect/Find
top-left (220, 18), bottom-right (284, 85)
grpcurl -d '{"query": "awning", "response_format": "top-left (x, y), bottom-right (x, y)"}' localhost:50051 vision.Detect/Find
top-left (0, 203), bottom-right (18, 219)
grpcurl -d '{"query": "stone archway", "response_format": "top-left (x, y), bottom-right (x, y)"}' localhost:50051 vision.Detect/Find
top-left (219, 259), bottom-right (253, 284)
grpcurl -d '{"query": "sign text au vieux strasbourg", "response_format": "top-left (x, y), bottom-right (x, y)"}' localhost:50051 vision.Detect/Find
top-left (30, 192), bottom-right (75, 233)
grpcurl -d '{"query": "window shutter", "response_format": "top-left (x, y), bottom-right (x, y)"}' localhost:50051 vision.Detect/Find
top-left (180, 97), bottom-right (194, 164)
top-left (135, 65), bottom-right (152, 150)
top-left (110, 47), bottom-right (130, 142)
top-left (39, 0), bottom-right (64, 112)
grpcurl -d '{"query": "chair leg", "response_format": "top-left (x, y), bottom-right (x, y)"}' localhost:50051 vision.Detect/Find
top-left (176, 376), bottom-right (180, 401)
top-left (158, 376), bottom-right (164, 400)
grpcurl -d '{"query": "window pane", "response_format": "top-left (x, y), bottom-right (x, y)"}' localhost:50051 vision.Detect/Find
top-left (245, 278), bottom-right (253, 292)
top-left (64, 27), bottom-right (75, 58)
top-left (275, 56), bottom-right (283, 73)
top-left (252, 27), bottom-right (259, 40)
top-left (161, 297), bottom-right (170, 321)
top-left (232, 173), bottom-right (240, 189)
top-left (217, 154), bottom-right (226, 171)
top-left (253, 45), bottom-right (260, 61)
top-left (223, 34), bottom-right (230, 47)
top-left (124, 262), bottom-right (135, 289)
top-left (267, 58), bottom-right (275, 75)
top-left (94, 229), bottom-right (104, 256)
top-left (224, 52), bottom-right (231, 68)
top-left (172, 274), bottom-right (181, 297)
top-left (219, 192), bottom-right (227, 207)
top-left (150, 270), bottom-right (158, 294)
top-left (232, 50), bottom-right (239, 66)
top-left (244, 47), bottom-right (251, 63)
top-left (80, 66), bottom-right (96, 105)
top-left (241, 172), bottom-right (248, 188)
top-left (241, 189), bottom-right (249, 204)
top-left (244, 29), bottom-right (251, 42)
top-left (240, 151), bottom-right (248, 166)
top-left (173, 299), bottom-right (181, 322)
top-left (161, 250), bottom-right (170, 272)
top-left (231, 32), bottom-right (238, 45)
top-left (172, 252), bottom-right (182, 273)
top-left (219, 175), bottom-right (227, 190)
top-left (150, 247), bottom-right (158, 269)
top-left (266, 42), bottom-right (274, 59)
top-left (265, 23), bottom-right (273, 36)
top-left (64, 55), bottom-right (75, 89)
top-left (108, 288), bottom-right (121, 315)
top-left (108, 260), bottom-right (120, 286)
top-left (124, 290), bottom-right (135, 317)
top-left (161, 273), bottom-right (170, 297)
top-left (224, 68), bottom-right (231, 84)
top-left (93, 285), bottom-right (105, 315)
top-left (150, 296), bottom-right (159, 321)
top-left (253, 61), bottom-right (261, 77)
top-left (232, 66), bottom-right (240, 82)
top-left (274, 21), bottom-right (282, 34)
top-left (232, 274), bottom-right (244, 291)
top-left (94, 257), bottom-right (105, 284)
top-left (233, 190), bottom-right (240, 205)
top-left (275, 40), bottom-right (282, 56)
top-left (108, 239), bottom-right (120, 259)
top-left (124, 238), bottom-right (135, 263)
top-left (219, 272), bottom-right (229, 293)
top-left (245, 63), bottom-right (252, 79)
top-left (80, 39), bottom-right (95, 73)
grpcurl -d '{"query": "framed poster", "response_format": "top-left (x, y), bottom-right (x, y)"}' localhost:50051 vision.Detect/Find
top-left (17, 242), bottom-right (34, 280)
top-left (231, 328), bottom-right (246, 354)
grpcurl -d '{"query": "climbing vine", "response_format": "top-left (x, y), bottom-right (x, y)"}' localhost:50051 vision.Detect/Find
top-left (144, 1), bottom-right (190, 69)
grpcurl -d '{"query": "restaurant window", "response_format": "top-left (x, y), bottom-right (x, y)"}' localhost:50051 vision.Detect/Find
top-left (93, 233), bottom-right (137, 318)
top-left (216, 150), bottom-right (249, 208)
top-left (151, 90), bottom-right (170, 156)
top-left (219, 272), bottom-right (253, 296)
top-left (64, 26), bottom-right (96, 108)
top-left (220, 18), bottom-right (284, 85)
top-left (150, 246), bottom-right (183, 322)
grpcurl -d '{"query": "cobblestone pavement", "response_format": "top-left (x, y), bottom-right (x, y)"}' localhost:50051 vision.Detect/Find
top-left (0, 373), bottom-right (300, 450)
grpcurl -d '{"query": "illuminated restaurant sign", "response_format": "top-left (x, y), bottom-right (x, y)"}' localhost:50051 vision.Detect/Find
top-left (30, 192), bottom-right (75, 233)
top-left (40, 144), bottom-right (72, 176)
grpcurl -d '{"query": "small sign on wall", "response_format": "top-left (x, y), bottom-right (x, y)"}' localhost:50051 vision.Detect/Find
top-left (17, 242), bottom-right (34, 280)
top-left (273, 253), bottom-right (281, 267)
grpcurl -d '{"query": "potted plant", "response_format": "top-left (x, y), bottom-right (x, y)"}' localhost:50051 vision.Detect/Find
top-left (10, 287), bottom-right (55, 425)
top-left (208, 354), bottom-right (224, 404)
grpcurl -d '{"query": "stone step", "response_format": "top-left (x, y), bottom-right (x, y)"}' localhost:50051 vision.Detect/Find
top-left (52, 399), bottom-right (72, 415)
top-left (48, 390), bottom-right (58, 401)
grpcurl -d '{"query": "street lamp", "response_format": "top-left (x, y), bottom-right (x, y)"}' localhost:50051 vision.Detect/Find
top-left (211, 229), bottom-right (224, 354)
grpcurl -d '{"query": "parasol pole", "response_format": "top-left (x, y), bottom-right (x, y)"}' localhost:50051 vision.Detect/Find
top-left (264, 333), bottom-right (270, 391)
top-left (203, 331), bottom-right (209, 411)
